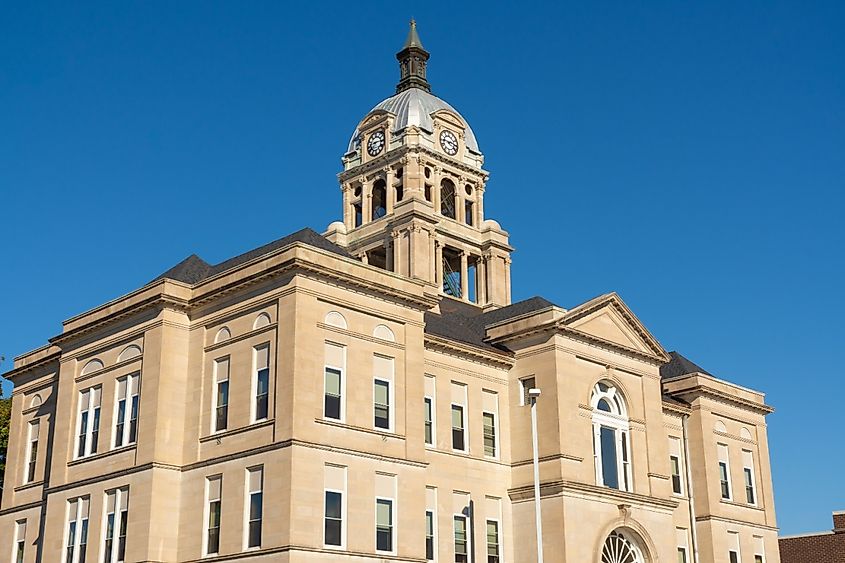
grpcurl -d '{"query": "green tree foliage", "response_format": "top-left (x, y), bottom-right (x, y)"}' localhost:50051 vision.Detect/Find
top-left (0, 382), bottom-right (11, 491)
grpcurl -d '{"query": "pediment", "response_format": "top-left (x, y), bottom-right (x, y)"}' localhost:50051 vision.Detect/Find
top-left (431, 109), bottom-right (465, 130)
top-left (563, 293), bottom-right (669, 361)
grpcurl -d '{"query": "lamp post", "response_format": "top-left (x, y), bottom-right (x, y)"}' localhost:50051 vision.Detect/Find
top-left (528, 387), bottom-right (544, 563)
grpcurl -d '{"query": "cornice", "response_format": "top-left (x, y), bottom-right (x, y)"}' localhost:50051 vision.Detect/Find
top-left (423, 334), bottom-right (514, 369)
top-left (671, 385), bottom-right (774, 415)
top-left (338, 145), bottom-right (488, 183)
top-left (3, 349), bottom-right (61, 382)
top-left (508, 479), bottom-right (678, 512)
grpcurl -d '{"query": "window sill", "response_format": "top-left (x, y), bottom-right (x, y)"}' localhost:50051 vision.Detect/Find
top-left (13, 479), bottom-right (44, 493)
top-left (315, 418), bottom-right (405, 440)
top-left (68, 444), bottom-right (136, 467)
top-left (199, 419), bottom-right (275, 443)
top-left (720, 498), bottom-right (764, 511)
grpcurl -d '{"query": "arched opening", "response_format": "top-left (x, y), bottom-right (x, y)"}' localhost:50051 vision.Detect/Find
top-left (395, 168), bottom-right (404, 202)
top-left (591, 381), bottom-right (632, 491)
top-left (372, 179), bottom-right (387, 220)
top-left (601, 529), bottom-right (647, 563)
top-left (440, 179), bottom-right (456, 219)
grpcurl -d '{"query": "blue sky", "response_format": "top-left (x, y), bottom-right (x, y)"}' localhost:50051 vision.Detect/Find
top-left (1, 1), bottom-right (843, 535)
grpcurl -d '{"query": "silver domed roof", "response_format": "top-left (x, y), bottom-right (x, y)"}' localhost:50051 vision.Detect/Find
top-left (347, 87), bottom-right (480, 155)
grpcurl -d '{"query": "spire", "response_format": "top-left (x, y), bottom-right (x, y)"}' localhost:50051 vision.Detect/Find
top-left (396, 19), bottom-right (431, 93)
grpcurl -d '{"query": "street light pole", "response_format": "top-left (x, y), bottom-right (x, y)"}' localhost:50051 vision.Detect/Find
top-left (529, 387), bottom-right (544, 563)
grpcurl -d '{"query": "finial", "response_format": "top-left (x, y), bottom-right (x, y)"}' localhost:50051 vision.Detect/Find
top-left (396, 19), bottom-right (431, 93)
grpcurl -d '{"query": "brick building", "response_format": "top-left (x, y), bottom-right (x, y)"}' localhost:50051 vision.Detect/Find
top-left (779, 511), bottom-right (845, 563)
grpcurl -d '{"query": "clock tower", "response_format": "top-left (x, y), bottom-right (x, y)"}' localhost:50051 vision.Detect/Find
top-left (325, 21), bottom-right (513, 308)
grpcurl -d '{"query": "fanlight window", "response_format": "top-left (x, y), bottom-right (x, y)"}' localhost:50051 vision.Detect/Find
top-left (80, 359), bottom-right (104, 376)
top-left (253, 313), bottom-right (271, 330)
top-left (591, 382), bottom-right (633, 492)
top-left (117, 345), bottom-right (142, 362)
top-left (373, 324), bottom-right (395, 342)
top-left (324, 311), bottom-right (348, 330)
top-left (601, 530), bottom-right (645, 563)
top-left (214, 327), bottom-right (231, 344)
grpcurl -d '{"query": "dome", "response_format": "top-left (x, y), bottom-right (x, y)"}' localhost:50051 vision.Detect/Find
top-left (347, 87), bottom-right (480, 155)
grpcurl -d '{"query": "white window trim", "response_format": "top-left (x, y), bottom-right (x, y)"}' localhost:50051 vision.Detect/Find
top-left (203, 475), bottom-right (222, 557)
top-left (425, 509), bottom-right (437, 562)
top-left (211, 358), bottom-right (229, 434)
top-left (324, 346), bottom-right (346, 422)
top-left (243, 466), bottom-right (263, 550)
top-left (482, 410), bottom-right (499, 459)
top-left (112, 374), bottom-right (139, 450)
top-left (251, 344), bottom-right (270, 423)
top-left (13, 520), bottom-right (26, 563)
top-left (323, 487), bottom-right (347, 549)
top-left (373, 377), bottom-right (394, 432)
top-left (591, 385), bottom-right (632, 492)
top-left (424, 395), bottom-right (436, 448)
top-left (743, 450), bottom-right (758, 506)
top-left (453, 513), bottom-right (471, 562)
top-left (718, 443), bottom-right (733, 501)
top-left (64, 497), bottom-right (89, 563)
top-left (486, 517), bottom-right (502, 563)
top-left (728, 531), bottom-right (742, 563)
top-left (75, 387), bottom-right (101, 459)
top-left (102, 487), bottom-right (129, 563)
top-left (451, 403), bottom-right (467, 453)
top-left (25, 420), bottom-right (39, 484)
top-left (374, 496), bottom-right (396, 555)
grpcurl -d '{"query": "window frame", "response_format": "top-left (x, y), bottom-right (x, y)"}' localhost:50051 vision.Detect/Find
top-left (375, 497), bottom-right (395, 555)
top-left (76, 387), bottom-right (102, 459)
top-left (519, 377), bottom-right (536, 407)
top-left (482, 411), bottom-right (498, 459)
top-left (742, 449), bottom-right (758, 506)
top-left (373, 378), bottom-right (393, 431)
top-left (203, 475), bottom-right (222, 557)
top-left (718, 443), bottom-right (733, 501)
top-left (453, 514), bottom-right (469, 563)
top-left (425, 509), bottom-right (436, 561)
top-left (64, 496), bottom-right (90, 563)
top-left (244, 466), bottom-right (264, 550)
top-left (486, 518), bottom-right (501, 563)
top-left (14, 520), bottom-right (26, 563)
top-left (211, 357), bottom-right (230, 434)
top-left (25, 420), bottom-right (39, 484)
top-left (113, 373), bottom-right (140, 449)
top-left (323, 489), bottom-right (345, 549)
top-left (102, 487), bottom-right (129, 563)
top-left (251, 344), bottom-right (271, 423)
top-left (591, 382), bottom-right (632, 492)
top-left (424, 395), bottom-right (436, 447)
top-left (451, 404), bottom-right (466, 453)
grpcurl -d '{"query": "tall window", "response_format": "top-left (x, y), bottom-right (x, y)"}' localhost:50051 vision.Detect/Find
top-left (376, 498), bottom-right (394, 553)
top-left (374, 379), bottom-right (391, 430)
top-left (676, 528), bottom-right (689, 563)
top-left (103, 487), bottom-right (129, 563)
top-left (486, 520), bottom-right (500, 563)
top-left (591, 382), bottom-right (632, 491)
top-left (205, 476), bottom-right (222, 556)
top-left (245, 467), bottom-right (263, 548)
top-left (114, 374), bottom-right (139, 448)
top-left (669, 437), bottom-right (683, 495)
top-left (372, 179), bottom-right (387, 219)
top-left (77, 387), bottom-right (101, 458)
top-left (728, 531), bottom-right (741, 563)
top-left (454, 515), bottom-right (468, 563)
top-left (324, 343), bottom-right (345, 421)
top-left (253, 345), bottom-right (270, 422)
top-left (718, 443), bottom-right (732, 500)
top-left (14, 520), bottom-right (26, 563)
top-left (324, 491), bottom-right (343, 547)
top-left (441, 179), bottom-right (456, 219)
top-left (66, 497), bottom-right (89, 563)
top-left (26, 420), bottom-right (39, 483)
top-left (753, 536), bottom-right (766, 563)
top-left (465, 200), bottom-right (474, 226)
top-left (743, 450), bottom-right (757, 505)
top-left (213, 358), bottom-right (229, 432)
top-left (425, 510), bottom-right (435, 560)
top-left (424, 397), bottom-right (434, 445)
top-left (451, 405), bottom-right (465, 451)
top-left (483, 413), bottom-right (497, 457)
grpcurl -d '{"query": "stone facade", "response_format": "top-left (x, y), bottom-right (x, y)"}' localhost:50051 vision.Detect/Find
top-left (778, 512), bottom-right (845, 563)
top-left (1, 22), bottom-right (779, 563)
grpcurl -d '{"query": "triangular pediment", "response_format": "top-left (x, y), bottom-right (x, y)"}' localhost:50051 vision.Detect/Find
top-left (563, 293), bottom-right (669, 361)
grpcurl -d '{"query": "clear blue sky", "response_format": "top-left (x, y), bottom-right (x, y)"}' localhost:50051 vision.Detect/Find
top-left (1, 1), bottom-right (842, 536)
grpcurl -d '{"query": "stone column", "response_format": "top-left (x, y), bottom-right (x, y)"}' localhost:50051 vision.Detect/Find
top-left (432, 167), bottom-right (441, 215)
top-left (460, 251), bottom-right (469, 300)
top-left (386, 237), bottom-right (394, 272)
top-left (478, 255), bottom-right (488, 305)
top-left (385, 169), bottom-right (395, 214)
top-left (342, 183), bottom-right (350, 228)
top-left (363, 180), bottom-right (372, 224)
top-left (504, 256), bottom-right (512, 305)
top-left (392, 231), bottom-right (401, 276)
top-left (435, 240), bottom-right (444, 290)
top-left (477, 185), bottom-right (485, 224)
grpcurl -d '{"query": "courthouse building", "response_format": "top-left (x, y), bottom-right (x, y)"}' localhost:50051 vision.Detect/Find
top-left (1, 22), bottom-right (779, 563)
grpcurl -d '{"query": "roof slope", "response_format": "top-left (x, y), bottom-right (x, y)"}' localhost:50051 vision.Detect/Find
top-left (660, 351), bottom-right (712, 380)
top-left (152, 228), bottom-right (352, 285)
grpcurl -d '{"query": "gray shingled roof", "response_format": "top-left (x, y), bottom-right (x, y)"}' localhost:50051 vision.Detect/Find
top-left (423, 296), bottom-right (558, 353)
top-left (151, 228), bottom-right (353, 285)
top-left (660, 351), bottom-right (712, 380)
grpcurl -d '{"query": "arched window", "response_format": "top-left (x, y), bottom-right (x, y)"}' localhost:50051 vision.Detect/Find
top-left (372, 179), bottom-right (387, 220)
top-left (591, 381), bottom-right (632, 491)
top-left (601, 530), bottom-right (646, 563)
top-left (253, 313), bottom-right (271, 330)
top-left (440, 179), bottom-right (456, 219)
top-left (214, 327), bottom-right (231, 344)
top-left (324, 311), bottom-right (348, 330)
top-left (373, 324), bottom-right (395, 342)
top-left (117, 345), bottom-right (142, 362)
top-left (80, 359), bottom-right (104, 376)
top-left (30, 395), bottom-right (43, 409)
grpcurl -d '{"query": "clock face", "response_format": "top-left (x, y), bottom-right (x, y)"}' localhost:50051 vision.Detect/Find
top-left (367, 130), bottom-right (385, 156)
top-left (440, 130), bottom-right (458, 155)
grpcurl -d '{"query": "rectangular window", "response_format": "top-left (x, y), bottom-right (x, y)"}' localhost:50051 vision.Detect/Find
top-left (77, 387), bottom-right (102, 458)
top-left (718, 443), bottom-right (732, 500)
top-left (246, 467), bottom-right (263, 548)
top-left (454, 515), bottom-right (468, 563)
top-left (743, 450), bottom-right (757, 505)
top-left (66, 497), bottom-right (89, 563)
top-left (424, 397), bottom-right (434, 445)
top-left (14, 520), bottom-right (26, 563)
top-left (374, 379), bottom-right (391, 430)
top-left (483, 412), bottom-right (497, 457)
top-left (376, 498), bottom-right (394, 552)
top-left (669, 436), bottom-right (683, 495)
top-left (213, 358), bottom-right (229, 432)
top-left (205, 476), bottom-right (222, 555)
top-left (426, 510), bottom-right (435, 561)
top-left (103, 487), bottom-right (129, 563)
top-left (520, 377), bottom-right (536, 406)
top-left (676, 528), bottom-right (689, 563)
top-left (754, 535), bottom-right (765, 563)
top-left (451, 405), bottom-right (465, 451)
top-left (354, 202), bottom-right (363, 228)
top-left (324, 343), bottom-right (345, 421)
top-left (114, 374), bottom-right (139, 448)
top-left (728, 531), bottom-right (741, 563)
top-left (755, 557), bottom-right (764, 563)
top-left (465, 201), bottom-right (474, 226)
top-left (253, 345), bottom-right (270, 421)
top-left (26, 420), bottom-right (39, 483)
top-left (324, 491), bottom-right (343, 547)
top-left (486, 520), bottom-right (500, 563)
top-left (599, 426), bottom-right (619, 489)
